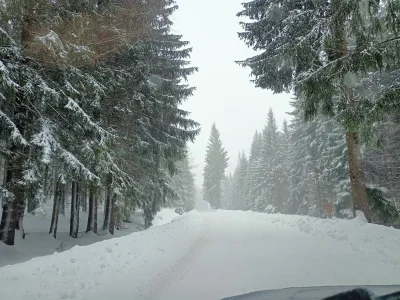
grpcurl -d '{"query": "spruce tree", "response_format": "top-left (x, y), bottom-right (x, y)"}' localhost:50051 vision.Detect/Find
top-left (287, 96), bottom-right (351, 217)
top-left (245, 131), bottom-right (263, 210)
top-left (274, 120), bottom-right (291, 213)
top-left (231, 152), bottom-right (249, 210)
top-left (252, 108), bottom-right (281, 213)
top-left (221, 174), bottom-right (234, 209)
top-left (238, 0), bottom-right (400, 221)
top-left (0, 0), bottom-right (200, 244)
top-left (0, 0), bottom-right (104, 245)
top-left (169, 155), bottom-right (196, 212)
top-left (263, 108), bottom-right (281, 212)
top-left (202, 123), bottom-right (228, 209)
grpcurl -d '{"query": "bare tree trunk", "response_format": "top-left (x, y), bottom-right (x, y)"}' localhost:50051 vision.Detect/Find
top-left (50, 176), bottom-right (64, 238)
top-left (93, 191), bottom-right (98, 234)
top-left (81, 182), bottom-right (87, 212)
top-left (103, 174), bottom-right (112, 231)
top-left (0, 202), bottom-right (17, 245)
top-left (69, 182), bottom-right (75, 236)
top-left (109, 193), bottom-right (117, 235)
top-left (53, 184), bottom-right (64, 239)
top-left (60, 181), bottom-right (66, 216)
top-left (69, 181), bottom-right (80, 238)
top-left (75, 182), bottom-right (80, 238)
top-left (103, 189), bottom-right (111, 231)
top-left (86, 186), bottom-right (94, 233)
top-left (49, 178), bottom-right (60, 234)
top-left (346, 132), bottom-right (370, 220)
top-left (15, 192), bottom-right (25, 231)
top-left (70, 181), bottom-right (80, 238)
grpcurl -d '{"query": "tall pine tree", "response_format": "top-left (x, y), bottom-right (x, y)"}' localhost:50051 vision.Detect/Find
top-left (202, 123), bottom-right (228, 209)
top-left (231, 152), bottom-right (248, 210)
top-left (244, 131), bottom-right (263, 210)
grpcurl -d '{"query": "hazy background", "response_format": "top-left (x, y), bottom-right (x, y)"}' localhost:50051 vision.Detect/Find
top-left (173, 0), bottom-right (292, 186)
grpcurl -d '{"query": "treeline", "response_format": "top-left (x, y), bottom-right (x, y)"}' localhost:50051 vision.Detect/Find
top-left (0, 0), bottom-right (199, 245)
top-left (237, 0), bottom-right (400, 222)
top-left (222, 106), bottom-right (400, 226)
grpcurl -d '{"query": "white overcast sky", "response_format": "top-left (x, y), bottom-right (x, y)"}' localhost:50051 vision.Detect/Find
top-left (173, 0), bottom-right (292, 186)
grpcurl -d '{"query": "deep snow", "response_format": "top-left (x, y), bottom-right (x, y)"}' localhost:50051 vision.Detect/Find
top-left (0, 206), bottom-right (179, 267)
top-left (1, 210), bottom-right (400, 300)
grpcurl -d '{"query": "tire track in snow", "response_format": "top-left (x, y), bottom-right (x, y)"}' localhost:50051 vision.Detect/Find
top-left (147, 214), bottom-right (212, 300)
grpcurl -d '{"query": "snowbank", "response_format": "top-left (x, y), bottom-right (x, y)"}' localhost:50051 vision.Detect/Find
top-left (0, 210), bottom-right (204, 300)
top-left (0, 208), bottom-right (145, 267)
top-left (215, 210), bottom-right (400, 266)
top-left (151, 208), bottom-right (180, 227)
top-left (0, 208), bottom-right (181, 268)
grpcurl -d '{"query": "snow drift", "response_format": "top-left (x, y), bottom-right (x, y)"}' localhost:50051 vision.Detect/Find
top-left (0, 211), bottom-right (203, 300)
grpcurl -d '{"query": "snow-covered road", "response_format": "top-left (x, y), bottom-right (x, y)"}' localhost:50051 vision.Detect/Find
top-left (149, 211), bottom-right (400, 300)
top-left (1, 210), bottom-right (400, 300)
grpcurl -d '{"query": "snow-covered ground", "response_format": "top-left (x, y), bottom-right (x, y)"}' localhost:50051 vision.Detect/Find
top-left (1, 210), bottom-right (400, 300)
top-left (0, 206), bottom-right (179, 267)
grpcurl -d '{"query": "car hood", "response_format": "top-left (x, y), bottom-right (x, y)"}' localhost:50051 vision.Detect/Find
top-left (222, 285), bottom-right (400, 300)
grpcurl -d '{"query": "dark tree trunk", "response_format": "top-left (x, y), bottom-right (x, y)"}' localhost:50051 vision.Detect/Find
top-left (0, 202), bottom-right (17, 245)
top-left (42, 165), bottom-right (49, 204)
top-left (60, 183), bottom-right (66, 216)
top-left (74, 182), bottom-right (80, 238)
top-left (103, 188), bottom-right (111, 231)
top-left (15, 195), bottom-right (25, 231)
top-left (86, 186), bottom-right (94, 233)
top-left (81, 182), bottom-right (87, 212)
top-left (346, 131), bottom-right (370, 221)
top-left (93, 192), bottom-right (98, 234)
top-left (69, 182), bottom-right (76, 237)
top-left (69, 181), bottom-right (80, 238)
top-left (49, 178), bottom-right (60, 234)
top-left (103, 174), bottom-right (112, 231)
top-left (19, 215), bottom-right (27, 239)
top-left (109, 193), bottom-right (117, 235)
top-left (53, 184), bottom-right (64, 239)
top-left (0, 145), bottom-right (26, 245)
top-left (50, 177), bottom-right (64, 238)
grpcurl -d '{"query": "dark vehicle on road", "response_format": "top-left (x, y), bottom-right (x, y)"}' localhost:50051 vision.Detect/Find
top-left (223, 285), bottom-right (400, 300)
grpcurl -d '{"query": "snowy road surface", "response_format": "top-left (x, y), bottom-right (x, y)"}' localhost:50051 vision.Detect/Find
top-left (1, 210), bottom-right (400, 300)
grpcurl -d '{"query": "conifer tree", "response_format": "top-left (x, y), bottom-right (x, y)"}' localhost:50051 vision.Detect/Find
top-left (169, 155), bottom-right (196, 212)
top-left (245, 131), bottom-right (263, 210)
top-left (221, 174), bottom-right (234, 209)
top-left (238, 0), bottom-right (400, 221)
top-left (202, 123), bottom-right (228, 209)
top-left (231, 152), bottom-right (248, 210)
top-left (0, 0), bottom-right (200, 245)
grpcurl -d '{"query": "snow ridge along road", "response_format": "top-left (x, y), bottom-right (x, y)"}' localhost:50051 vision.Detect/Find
top-left (1, 210), bottom-right (400, 300)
